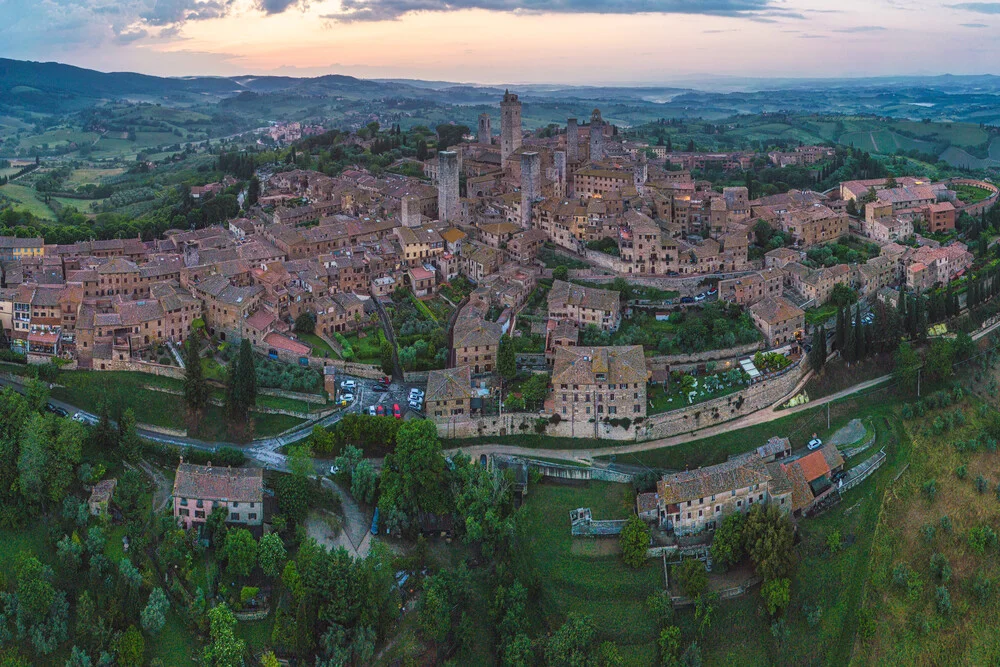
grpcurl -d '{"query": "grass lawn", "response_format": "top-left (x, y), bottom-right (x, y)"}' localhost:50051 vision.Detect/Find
top-left (296, 331), bottom-right (336, 359)
top-left (0, 522), bottom-right (52, 572)
top-left (152, 611), bottom-right (199, 664)
top-left (521, 481), bottom-right (663, 663)
top-left (647, 374), bottom-right (747, 415)
top-left (235, 614), bottom-right (275, 655)
top-left (805, 302), bottom-right (838, 326)
top-left (338, 326), bottom-right (384, 365)
top-left (954, 183), bottom-right (994, 204)
top-left (539, 245), bottom-right (590, 270)
top-left (0, 183), bottom-right (56, 219)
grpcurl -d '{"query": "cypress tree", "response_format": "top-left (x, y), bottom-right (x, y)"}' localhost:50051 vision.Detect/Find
top-left (810, 326), bottom-right (827, 372)
top-left (835, 307), bottom-right (847, 352)
top-left (226, 339), bottom-right (258, 428)
top-left (183, 334), bottom-right (209, 426)
top-left (854, 308), bottom-right (864, 361)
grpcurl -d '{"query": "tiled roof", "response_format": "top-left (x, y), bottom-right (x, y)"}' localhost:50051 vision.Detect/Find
top-left (173, 463), bottom-right (263, 503)
top-left (551, 345), bottom-right (647, 387)
top-left (749, 296), bottom-right (804, 325)
top-left (548, 279), bottom-right (620, 313)
top-left (426, 365), bottom-right (474, 403)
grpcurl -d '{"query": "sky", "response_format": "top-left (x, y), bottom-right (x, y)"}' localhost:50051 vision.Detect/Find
top-left (2, 0), bottom-right (1000, 84)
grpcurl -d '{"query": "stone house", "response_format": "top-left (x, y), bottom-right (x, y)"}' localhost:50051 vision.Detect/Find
top-left (172, 462), bottom-right (264, 530)
top-left (547, 279), bottom-right (621, 331)
top-left (425, 365), bottom-right (474, 420)
top-left (550, 345), bottom-right (648, 421)
top-left (748, 296), bottom-right (804, 346)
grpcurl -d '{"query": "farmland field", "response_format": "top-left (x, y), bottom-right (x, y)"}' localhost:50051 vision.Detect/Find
top-left (0, 182), bottom-right (55, 218)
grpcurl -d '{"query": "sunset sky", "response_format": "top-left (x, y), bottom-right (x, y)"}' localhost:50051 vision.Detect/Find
top-left (3, 0), bottom-right (1000, 83)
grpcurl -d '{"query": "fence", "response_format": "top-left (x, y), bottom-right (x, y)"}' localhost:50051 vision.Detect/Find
top-left (840, 448), bottom-right (887, 493)
top-left (571, 519), bottom-right (628, 537)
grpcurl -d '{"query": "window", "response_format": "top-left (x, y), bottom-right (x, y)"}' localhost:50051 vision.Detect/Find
top-left (232, 502), bottom-right (239, 508)
top-left (196, 499), bottom-right (204, 508)
top-left (715, 505), bottom-right (721, 513)
top-left (180, 509), bottom-right (190, 517)
top-left (758, 493), bottom-right (763, 501)
top-left (230, 513), bottom-right (240, 521)
top-left (249, 513), bottom-right (257, 521)
top-left (180, 498), bottom-right (188, 506)
top-left (737, 500), bottom-right (742, 507)
top-left (686, 500), bottom-right (691, 507)
top-left (687, 512), bottom-right (691, 519)
top-left (195, 510), bottom-right (205, 519)
top-left (698, 510), bottom-right (703, 517)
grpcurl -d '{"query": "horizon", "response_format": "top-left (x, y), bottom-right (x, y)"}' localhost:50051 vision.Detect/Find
top-left (4, 0), bottom-right (1000, 83)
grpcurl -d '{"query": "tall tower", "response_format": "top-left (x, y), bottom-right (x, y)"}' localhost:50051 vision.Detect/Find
top-left (401, 195), bottom-right (421, 227)
top-left (589, 109), bottom-right (604, 162)
top-left (520, 152), bottom-right (541, 229)
top-left (634, 151), bottom-right (648, 195)
top-left (437, 151), bottom-right (459, 224)
top-left (478, 113), bottom-right (492, 145)
top-left (566, 118), bottom-right (579, 162)
top-left (500, 90), bottom-right (522, 171)
top-left (553, 150), bottom-right (567, 199)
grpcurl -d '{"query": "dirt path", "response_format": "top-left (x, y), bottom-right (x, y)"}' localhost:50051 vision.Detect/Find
top-left (320, 478), bottom-right (372, 557)
top-left (137, 460), bottom-right (172, 513)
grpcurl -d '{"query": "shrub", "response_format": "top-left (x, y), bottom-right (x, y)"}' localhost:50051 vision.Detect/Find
top-left (940, 515), bottom-right (953, 534)
top-left (972, 573), bottom-right (993, 604)
top-left (968, 525), bottom-right (998, 555)
top-left (672, 559), bottom-right (709, 599)
top-left (930, 553), bottom-right (952, 583)
top-left (920, 524), bottom-right (936, 544)
top-left (805, 604), bottom-right (823, 628)
top-left (892, 563), bottom-right (912, 588)
top-left (935, 586), bottom-right (952, 616)
top-left (761, 578), bottom-right (790, 617)
top-left (955, 464), bottom-right (968, 480)
top-left (976, 475), bottom-right (989, 494)
top-left (826, 529), bottom-right (842, 555)
top-left (922, 479), bottom-right (937, 502)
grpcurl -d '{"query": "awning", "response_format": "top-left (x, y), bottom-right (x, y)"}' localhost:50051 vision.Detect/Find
top-left (28, 332), bottom-right (60, 344)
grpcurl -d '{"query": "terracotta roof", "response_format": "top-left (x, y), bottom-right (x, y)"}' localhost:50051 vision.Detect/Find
top-left (426, 365), bottom-right (474, 403)
top-left (551, 345), bottom-right (647, 387)
top-left (264, 332), bottom-right (310, 355)
top-left (794, 450), bottom-right (831, 483)
top-left (548, 279), bottom-right (620, 313)
top-left (173, 463), bottom-right (263, 503)
top-left (749, 296), bottom-right (804, 325)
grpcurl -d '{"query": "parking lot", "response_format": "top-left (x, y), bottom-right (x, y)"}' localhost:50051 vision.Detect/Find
top-left (337, 375), bottom-right (428, 421)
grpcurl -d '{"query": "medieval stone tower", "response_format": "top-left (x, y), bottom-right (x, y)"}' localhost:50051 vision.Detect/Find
top-left (589, 108), bottom-right (604, 162)
top-left (401, 195), bottom-right (421, 227)
top-left (478, 113), bottom-right (491, 145)
top-left (437, 151), bottom-right (460, 224)
top-left (520, 152), bottom-right (541, 228)
top-left (634, 151), bottom-right (648, 194)
top-left (500, 90), bottom-right (522, 171)
top-left (553, 150), bottom-right (567, 199)
top-left (566, 118), bottom-right (579, 162)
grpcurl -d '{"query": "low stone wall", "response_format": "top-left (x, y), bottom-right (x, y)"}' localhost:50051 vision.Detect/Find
top-left (521, 457), bottom-right (634, 483)
top-left (90, 359), bottom-right (185, 379)
top-left (404, 371), bottom-right (431, 384)
top-left (259, 387), bottom-right (327, 405)
top-left (138, 422), bottom-right (188, 437)
top-left (641, 362), bottom-right (805, 440)
top-left (436, 412), bottom-right (639, 440)
top-left (582, 249), bottom-right (626, 273)
top-left (324, 359), bottom-right (384, 380)
top-left (647, 341), bottom-right (764, 369)
top-left (950, 178), bottom-right (999, 216)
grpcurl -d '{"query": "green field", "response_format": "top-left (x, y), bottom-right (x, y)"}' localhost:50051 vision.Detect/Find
top-left (522, 481), bottom-right (663, 663)
top-left (17, 128), bottom-right (98, 151)
top-left (0, 182), bottom-right (56, 218)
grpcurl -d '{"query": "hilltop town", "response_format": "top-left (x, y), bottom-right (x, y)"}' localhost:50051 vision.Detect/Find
top-left (1, 87), bottom-right (1000, 665)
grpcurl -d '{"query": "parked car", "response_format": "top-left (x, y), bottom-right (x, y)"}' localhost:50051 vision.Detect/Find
top-left (371, 384), bottom-right (388, 393)
top-left (680, 296), bottom-right (695, 304)
top-left (46, 403), bottom-right (68, 417)
top-left (340, 393), bottom-right (355, 404)
top-left (807, 437), bottom-right (823, 450)
top-left (368, 406), bottom-right (377, 416)
top-left (376, 404), bottom-right (386, 416)
top-left (393, 403), bottom-right (402, 419)
top-left (409, 388), bottom-right (424, 400)
top-left (381, 376), bottom-right (392, 386)
top-left (707, 288), bottom-right (718, 296)
top-left (408, 399), bottom-right (423, 410)
top-left (72, 412), bottom-right (89, 423)
top-left (341, 379), bottom-right (357, 391)
top-left (329, 465), bottom-right (340, 475)
top-left (694, 293), bottom-right (707, 302)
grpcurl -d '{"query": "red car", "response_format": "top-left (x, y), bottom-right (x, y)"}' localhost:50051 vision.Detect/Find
top-left (376, 404), bottom-right (386, 416)
top-left (393, 403), bottom-right (402, 419)
top-left (381, 376), bottom-right (392, 386)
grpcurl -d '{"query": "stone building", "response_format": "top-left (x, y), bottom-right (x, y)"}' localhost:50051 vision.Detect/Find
top-left (547, 279), bottom-right (621, 331)
top-left (173, 462), bottom-right (264, 530)
top-left (718, 269), bottom-right (785, 306)
top-left (478, 113), bottom-right (491, 145)
top-left (748, 296), bottom-right (805, 346)
top-left (426, 365), bottom-right (474, 420)
top-left (500, 90), bottom-right (522, 171)
top-left (566, 118), bottom-right (579, 162)
top-left (437, 151), bottom-right (460, 224)
top-left (520, 152), bottom-right (541, 228)
top-left (550, 345), bottom-right (648, 421)
top-left (589, 109), bottom-right (604, 161)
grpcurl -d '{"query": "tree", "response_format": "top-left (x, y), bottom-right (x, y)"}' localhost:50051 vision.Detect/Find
top-left (545, 613), bottom-right (597, 667)
top-left (203, 604), bottom-right (246, 667)
top-left (294, 312), bottom-right (316, 335)
top-left (378, 420), bottom-right (449, 524)
top-left (257, 533), bottom-right (287, 579)
top-left (117, 408), bottom-right (142, 463)
top-left (709, 511), bottom-right (746, 570)
top-left (658, 625), bottom-right (682, 666)
top-left (672, 559), bottom-right (708, 598)
top-left (379, 335), bottom-right (394, 376)
top-left (225, 339), bottom-right (258, 432)
top-left (926, 338), bottom-right (953, 383)
top-left (743, 505), bottom-right (795, 582)
top-left (809, 326), bottom-right (827, 373)
top-left (183, 334), bottom-right (209, 426)
top-left (893, 341), bottom-right (920, 395)
top-left (552, 265), bottom-right (569, 281)
top-left (619, 515), bottom-right (651, 568)
top-left (114, 626), bottom-right (145, 667)
top-left (761, 578), bottom-right (790, 616)
top-left (497, 334), bottom-right (516, 383)
top-left (853, 307), bottom-right (864, 362)
top-left (246, 176), bottom-right (260, 207)
top-left (140, 588), bottom-right (169, 635)
top-left (223, 528), bottom-right (258, 579)
top-left (829, 283), bottom-right (857, 308)
top-left (835, 307), bottom-right (847, 352)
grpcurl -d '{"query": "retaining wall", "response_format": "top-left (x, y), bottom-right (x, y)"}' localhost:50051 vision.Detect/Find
top-left (259, 387), bottom-right (327, 404)
top-left (88, 359), bottom-right (185, 379)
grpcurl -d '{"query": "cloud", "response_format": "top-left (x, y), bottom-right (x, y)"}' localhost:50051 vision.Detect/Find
top-left (255, 0), bottom-right (309, 14)
top-left (961, 21), bottom-right (989, 25)
top-left (326, 0), bottom-right (785, 22)
top-left (141, 0), bottom-right (235, 26)
top-left (950, 2), bottom-right (1000, 13)
top-left (832, 26), bottom-right (887, 32)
